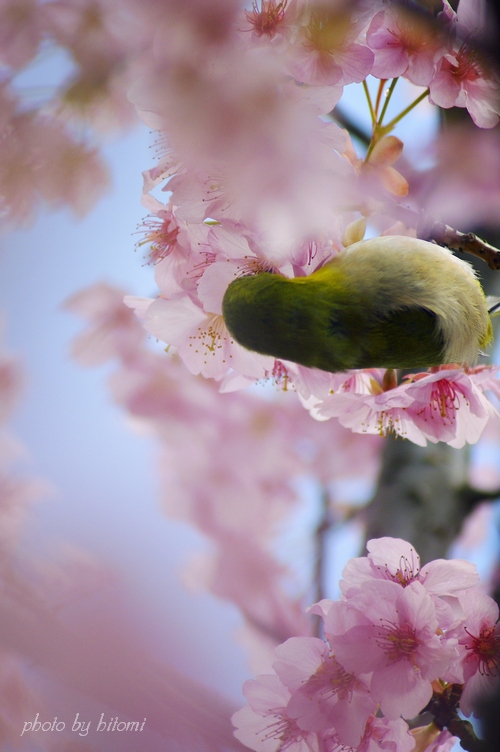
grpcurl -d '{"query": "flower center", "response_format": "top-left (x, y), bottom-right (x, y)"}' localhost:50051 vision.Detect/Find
top-left (377, 552), bottom-right (419, 587)
top-left (305, 11), bottom-right (350, 53)
top-left (272, 360), bottom-right (291, 391)
top-left (246, 1), bottom-right (288, 38)
top-left (307, 654), bottom-right (358, 702)
top-left (261, 711), bottom-right (309, 750)
top-left (455, 48), bottom-right (481, 82)
top-left (466, 625), bottom-right (500, 676)
top-left (426, 379), bottom-right (465, 423)
top-left (189, 314), bottom-right (228, 359)
top-left (377, 620), bottom-right (419, 663)
top-left (136, 215), bottom-right (180, 263)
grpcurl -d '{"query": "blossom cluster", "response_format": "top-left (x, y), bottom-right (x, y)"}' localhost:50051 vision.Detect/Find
top-left (124, 0), bottom-right (500, 448)
top-left (3, 0), bottom-right (499, 224)
top-left (4, 3), bottom-right (500, 750)
top-left (0, 331), bottom-right (78, 750)
top-left (232, 536), bottom-right (500, 752)
top-left (308, 365), bottom-right (500, 448)
top-left (0, 0), bottom-right (136, 223)
top-left (0, 326), bottom-right (44, 561)
top-left (3, 0), bottom-right (500, 447)
top-left (68, 282), bottom-right (383, 656)
top-left (0, 319), bottom-right (252, 752)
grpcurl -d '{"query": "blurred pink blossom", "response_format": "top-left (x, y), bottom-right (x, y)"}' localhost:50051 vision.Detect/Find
top-left (366, 4), bottom-right (445, 86)
top-left (65, 283), bottom-right (144, 366)
top-left (243, 0), bottom-right (299, 45)
top-left (429, 0), bottom-right (500, 127)
top-left (411, 125), bottom-right (500, 229)
top-left (0, 0), bottom-right (44, 69)
top-left (287, 5), bottom-right (374, 86)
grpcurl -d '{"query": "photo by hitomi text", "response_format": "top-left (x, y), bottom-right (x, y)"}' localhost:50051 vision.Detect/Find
top-left (21, 713), bottom-right (147, 737)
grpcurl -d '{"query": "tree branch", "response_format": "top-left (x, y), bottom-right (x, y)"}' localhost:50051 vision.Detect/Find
top-left (425, 685), bottom-right (488, 752)
top-left (363, 435), bottom-right (470, 565)
top-left (420, 221), bottom-right (500, 271)
top-left (329, 106), bottom-right (371, 147)
top-left (312, 487), bottom-right (333, 612)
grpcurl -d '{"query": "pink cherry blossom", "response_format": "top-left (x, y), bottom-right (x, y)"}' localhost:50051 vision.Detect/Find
top-left (8, 2), bottom-right (500, 748)
top-left (232, 674), bottom-right (320, 752)
top-left (126, 0), bottom-right (241, 48)
top-left (429, 0), bottom-right (500, 128)
top-left (361, 716), bottom-right (417, 752)
top-left (0, 111), bottom-right (50, 223)
top-left (331, 580), bottom-right (459, 719)
top-left (0, 334), bottom-right (50, 558)
top-left (366, 4), bottom-right (445, 86)
top-left (0, 471), bottom-right (49, 557)
top-left (340, 536), bottom-right (479, 599)
top-left (176, 111), bottom-right (349, 243)
top-left (450, 588), bottom-right (500, 716)
top-left (128, 274), bottom-right (273, 380)
top-left (138, 195), bottom-right (215, 297)
top-left (314, 373), bottom-right (430, 446)
top-left (138, 196), bottom-right (182, 262)
top-left (273, 636), bottom-right (375, 747)
top-left (243, 0), bottom-right (299, 45)
top-left (287, 5), bottom-right (374, 87)
top-left (44, 0), bottom-right (144, 85)
top-left (404, 367), bottom-right (498, 448)
top-left (141, 146), bottom-right (185, 194)
top-left (429, 48), bottom-right (500, 128)
top-left (65, 283), bottom-right (145, 366)
top-left (165, 166), bottom-right (244, 225)
top-left (467, 363), bottom-right (500, 401)
top-left (313, 366), bottom-right (499, 449)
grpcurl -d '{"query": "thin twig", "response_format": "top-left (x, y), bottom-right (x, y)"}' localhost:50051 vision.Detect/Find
top-left (377, 77), bottom-right (398, 127)
top-left (379, 87), bottom-right (429, 135)
top-left (425, 685), bottom-right (488, 752)
top-left (362, 79), bottom-right (376, 126)
top-left (447, 717), bottom-right (488, 752)
top-left (360, 197), bottom-right (500, 272)
top-left (312, 488), bottom-right (332, 628)
top-left (420, 221), bottom-right (500, 271)
top-left (329, 106), bottom-right (371, 146)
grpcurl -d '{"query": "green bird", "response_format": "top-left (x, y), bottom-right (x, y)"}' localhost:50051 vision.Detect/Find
top-left (221, 236), bottom-right (493, 372)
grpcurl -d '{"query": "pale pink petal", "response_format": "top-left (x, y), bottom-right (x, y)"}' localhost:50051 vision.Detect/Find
top-left (419, 559), bottom-right (479, 595)
top-left (273, 637), bottom-right (327, 692)
top-left (197, 262), bottom-right (241, 315)
top-left (143, 296), bottom-right (206, 346)
top-left (0, 0), bottom-right (43, 69)
top-left (370, 660), bottom-right (433, 720)
top-left (123, 295), bottom-right (155, 320)
top-left (367, 537), bottom-right (420, 582)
